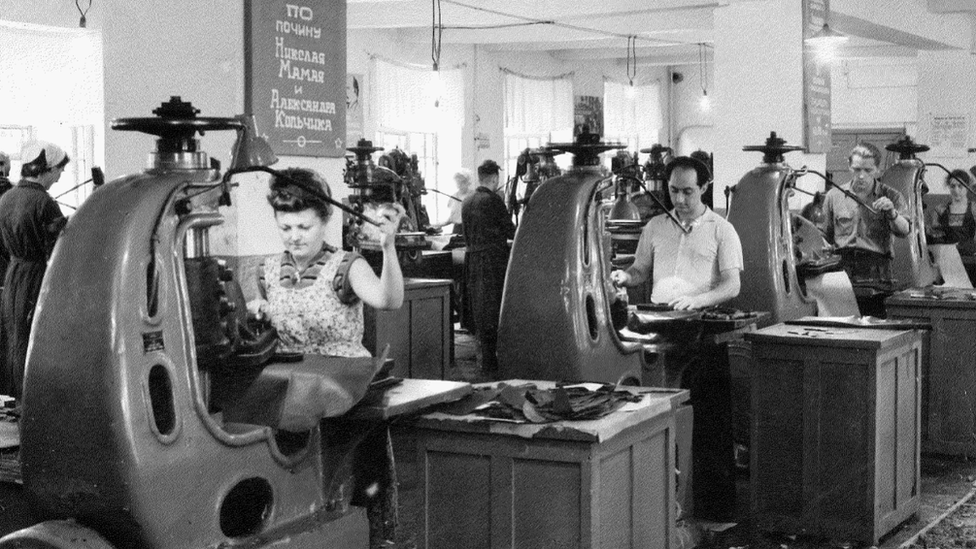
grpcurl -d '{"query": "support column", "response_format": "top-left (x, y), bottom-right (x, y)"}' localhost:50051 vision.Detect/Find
top-left (712, 0), bottom-right (827, 206)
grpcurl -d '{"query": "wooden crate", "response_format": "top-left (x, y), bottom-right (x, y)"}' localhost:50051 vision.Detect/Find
top-left (886, 289), bottom-right (976, 456)
top-left (745, 324), bottom-right (921, 546)
top-left (410, 384), bottom-right (688, 549)
top-left (363, 278), bottom-right (453, 379)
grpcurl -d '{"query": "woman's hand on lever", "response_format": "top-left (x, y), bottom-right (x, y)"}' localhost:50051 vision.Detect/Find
top-left (610, 270), bottom-right (632, 288)
top-left (247, 298), bottom-right (269, 319)
top-left (378, 203), bottom-right (405, 253)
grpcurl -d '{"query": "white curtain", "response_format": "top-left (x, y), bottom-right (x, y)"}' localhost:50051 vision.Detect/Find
top-left (503, 70), bottom-right (573, 135)
top-left (372, 57), bottom-right (464, 133)
top-left (371, 57), bottom-right (464, 221)
top-left (603, 79), bottom-right (663, 147)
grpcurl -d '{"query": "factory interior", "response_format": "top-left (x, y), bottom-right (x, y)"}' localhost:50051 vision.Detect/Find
top-left (5, 0), bottom-right (976, 548)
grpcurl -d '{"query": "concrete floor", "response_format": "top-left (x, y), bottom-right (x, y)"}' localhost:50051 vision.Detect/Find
top-left (0, 329), bottom-right (974, 549)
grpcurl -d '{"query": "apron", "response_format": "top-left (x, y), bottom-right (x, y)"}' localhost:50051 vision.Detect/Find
top-left (264, 252), bottom-right (369, 358)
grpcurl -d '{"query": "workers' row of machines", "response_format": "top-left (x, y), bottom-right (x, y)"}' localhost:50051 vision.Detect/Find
top-left (0, 91), bottom-right (959, 549)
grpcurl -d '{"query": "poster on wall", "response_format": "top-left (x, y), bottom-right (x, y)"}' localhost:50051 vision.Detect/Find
top-left (928, 113), bottom-right (969, 158)
top-left (346, 73), bottom-right (364, 145)
top-left (245, 0), bottom-right (346, 157)
top-left (574, 95), bottom-right (603, 138)
top-left (802, 0), bottom-right (832, 154)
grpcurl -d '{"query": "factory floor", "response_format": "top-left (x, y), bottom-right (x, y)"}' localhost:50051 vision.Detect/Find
top-left (0, 330), bottom-right (974, 548)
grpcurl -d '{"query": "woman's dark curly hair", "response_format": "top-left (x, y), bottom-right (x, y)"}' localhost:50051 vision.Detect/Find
top-left (267, 167), bottom-right (333, 220)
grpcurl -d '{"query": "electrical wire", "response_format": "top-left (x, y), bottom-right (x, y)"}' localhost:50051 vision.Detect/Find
top-left (431, 0), bottom-right (443, 71)
top-left (698, 42), bottom-right (707, 95)
top-left (442, 21), bottom-right (552, 30)
top-left (626, 35), bottom-right (637, 86)
top-left (441, 0), bottom-right (715, 48)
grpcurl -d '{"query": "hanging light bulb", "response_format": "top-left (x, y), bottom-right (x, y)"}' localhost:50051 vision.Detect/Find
top-left (626, 79), bottom-right (637, 100)
top-left (429, 65), bottom-right (444, 108)
top-left (805, 0), bottom-right (848, 63)
top-left (698, 43), bottom-right (710, 112)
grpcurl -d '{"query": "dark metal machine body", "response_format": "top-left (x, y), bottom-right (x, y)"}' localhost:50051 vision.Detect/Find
top-left (505, 147), bottom-right (561, 227)
top-left (882, 136), bottom-right (938, 289)
top-left (344, 139), bottom-right (428, 254)
top-left (726, 133), bottom-right (819, 324)
top-left (497, 133), bottom-right (645, 386)
top-left (6, 99), bottom-right (371, 549)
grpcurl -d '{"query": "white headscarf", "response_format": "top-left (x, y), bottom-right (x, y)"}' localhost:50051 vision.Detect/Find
top-left (21, 141), bottom-right (68, 171)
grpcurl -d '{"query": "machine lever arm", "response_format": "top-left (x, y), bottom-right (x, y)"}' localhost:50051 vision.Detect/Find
top-left (615, 174), bottom-right (691, 234)
top-left (796, 167), bottom-right (878, 215)
top-left (224, 166), bottom-right (382, 226)
top-left (54, 167), bottom-right (106, 200)
top-left (423, 187), bottom-right (462, 202)
top-left (925, 162), bottom-right (976, 198)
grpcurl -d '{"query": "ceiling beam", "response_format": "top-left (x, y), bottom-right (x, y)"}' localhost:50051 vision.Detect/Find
top-left (927, 0), bottom-right (976, 12)
top-left (832, 11), bottom-right (962, 50)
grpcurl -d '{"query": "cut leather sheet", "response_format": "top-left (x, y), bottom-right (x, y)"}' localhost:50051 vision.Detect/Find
top-left (223, 351), bottom-right (386, 432)
top-left (930, 243), bottom-right (974, 289)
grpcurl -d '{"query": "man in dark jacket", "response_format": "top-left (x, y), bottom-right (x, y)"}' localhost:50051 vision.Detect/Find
top-left (461, 160), bottom-right (515, 375)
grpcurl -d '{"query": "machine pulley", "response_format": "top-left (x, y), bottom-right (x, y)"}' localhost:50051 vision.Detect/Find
top-left (742, 131), bottom-right (804, 164)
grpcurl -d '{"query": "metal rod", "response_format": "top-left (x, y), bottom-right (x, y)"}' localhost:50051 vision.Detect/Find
top-left (798, 167), bottom-right (878, 215)
top-left (616, 174), bottom-right (690, 234)
top-left (424, 187), bottom-right (462, 202)
top-left (54, 178), bottom-right (93, 199)
top-left (925, 162), bottom-right (976, 197)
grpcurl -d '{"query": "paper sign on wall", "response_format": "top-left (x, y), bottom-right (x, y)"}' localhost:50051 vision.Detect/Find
top-left (928, 113), bottom-right (969, 158)
top-left (245, 0), bottom-right (347, 157)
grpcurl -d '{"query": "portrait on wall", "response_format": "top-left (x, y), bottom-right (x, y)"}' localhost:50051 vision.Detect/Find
top-left (574, 95), bottom-right (603, 137)
top-left (347, 73), bottom-right (364, 143)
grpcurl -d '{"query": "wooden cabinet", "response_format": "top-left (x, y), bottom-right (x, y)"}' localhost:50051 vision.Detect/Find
top-left (362, 278), bottom-right (453, 380)
top-left (886, 289), bottom-right (976, 455)
top-left (409, 383), bottom-right (688, 549)
top-left (745, 324), bottom-right (921, 546)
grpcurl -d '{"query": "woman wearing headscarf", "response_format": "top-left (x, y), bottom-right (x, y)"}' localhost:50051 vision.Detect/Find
top-left (0, 141), bottom-right (69, 399)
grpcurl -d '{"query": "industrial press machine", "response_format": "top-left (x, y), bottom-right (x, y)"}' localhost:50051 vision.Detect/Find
top-left (0, 98), bottom-right (409, 549)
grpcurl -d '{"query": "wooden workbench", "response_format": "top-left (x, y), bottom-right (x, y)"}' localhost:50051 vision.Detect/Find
top-left (886, 288), bottom-right (976, 456)
top-left (409, 380), bottom-right (688, 549)
top-left (746, 323), bottom-right (921, 545)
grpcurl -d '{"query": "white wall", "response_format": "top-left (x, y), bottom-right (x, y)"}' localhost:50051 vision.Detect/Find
top-left (915, 50), bottom-right (976, 194)
top-left (831, 57), bottom-right (917, 132)
top-left (713, 0), bottom-right (826, 208)
top-left (670, 61), bottom-right (714, 155)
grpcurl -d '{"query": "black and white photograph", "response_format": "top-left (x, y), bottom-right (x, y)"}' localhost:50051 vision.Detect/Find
top-left (1, 1), bottom-right (976, 548)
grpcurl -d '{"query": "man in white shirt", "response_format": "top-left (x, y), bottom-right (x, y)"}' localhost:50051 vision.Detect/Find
top-left (610, 156), bottom-right (744, 522)
top-left (611, 156), bottom-right (743, 310)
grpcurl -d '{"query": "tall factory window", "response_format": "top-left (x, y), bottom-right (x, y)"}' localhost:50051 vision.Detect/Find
top-left (0, 21), bottom-right (103, 214)
top-left (502, 70), bottom-right (574, 178)
top-left (603, 79), bottom-right (663, 161)
top-left (371, 57), bottom-right (463, 223)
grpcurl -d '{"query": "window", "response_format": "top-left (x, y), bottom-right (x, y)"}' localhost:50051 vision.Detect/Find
top-left (503, 71), bottom-right (574, 176)
top-left (602, 79), bottom-right (663, 169)
top-left (0, 124), bottom-right (95, 213)
top-left (371, 58), bottom-right (463, 224)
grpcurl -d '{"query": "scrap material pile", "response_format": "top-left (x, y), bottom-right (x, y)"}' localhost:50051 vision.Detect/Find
top-left (439, 382), bottom-right (642, 423)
